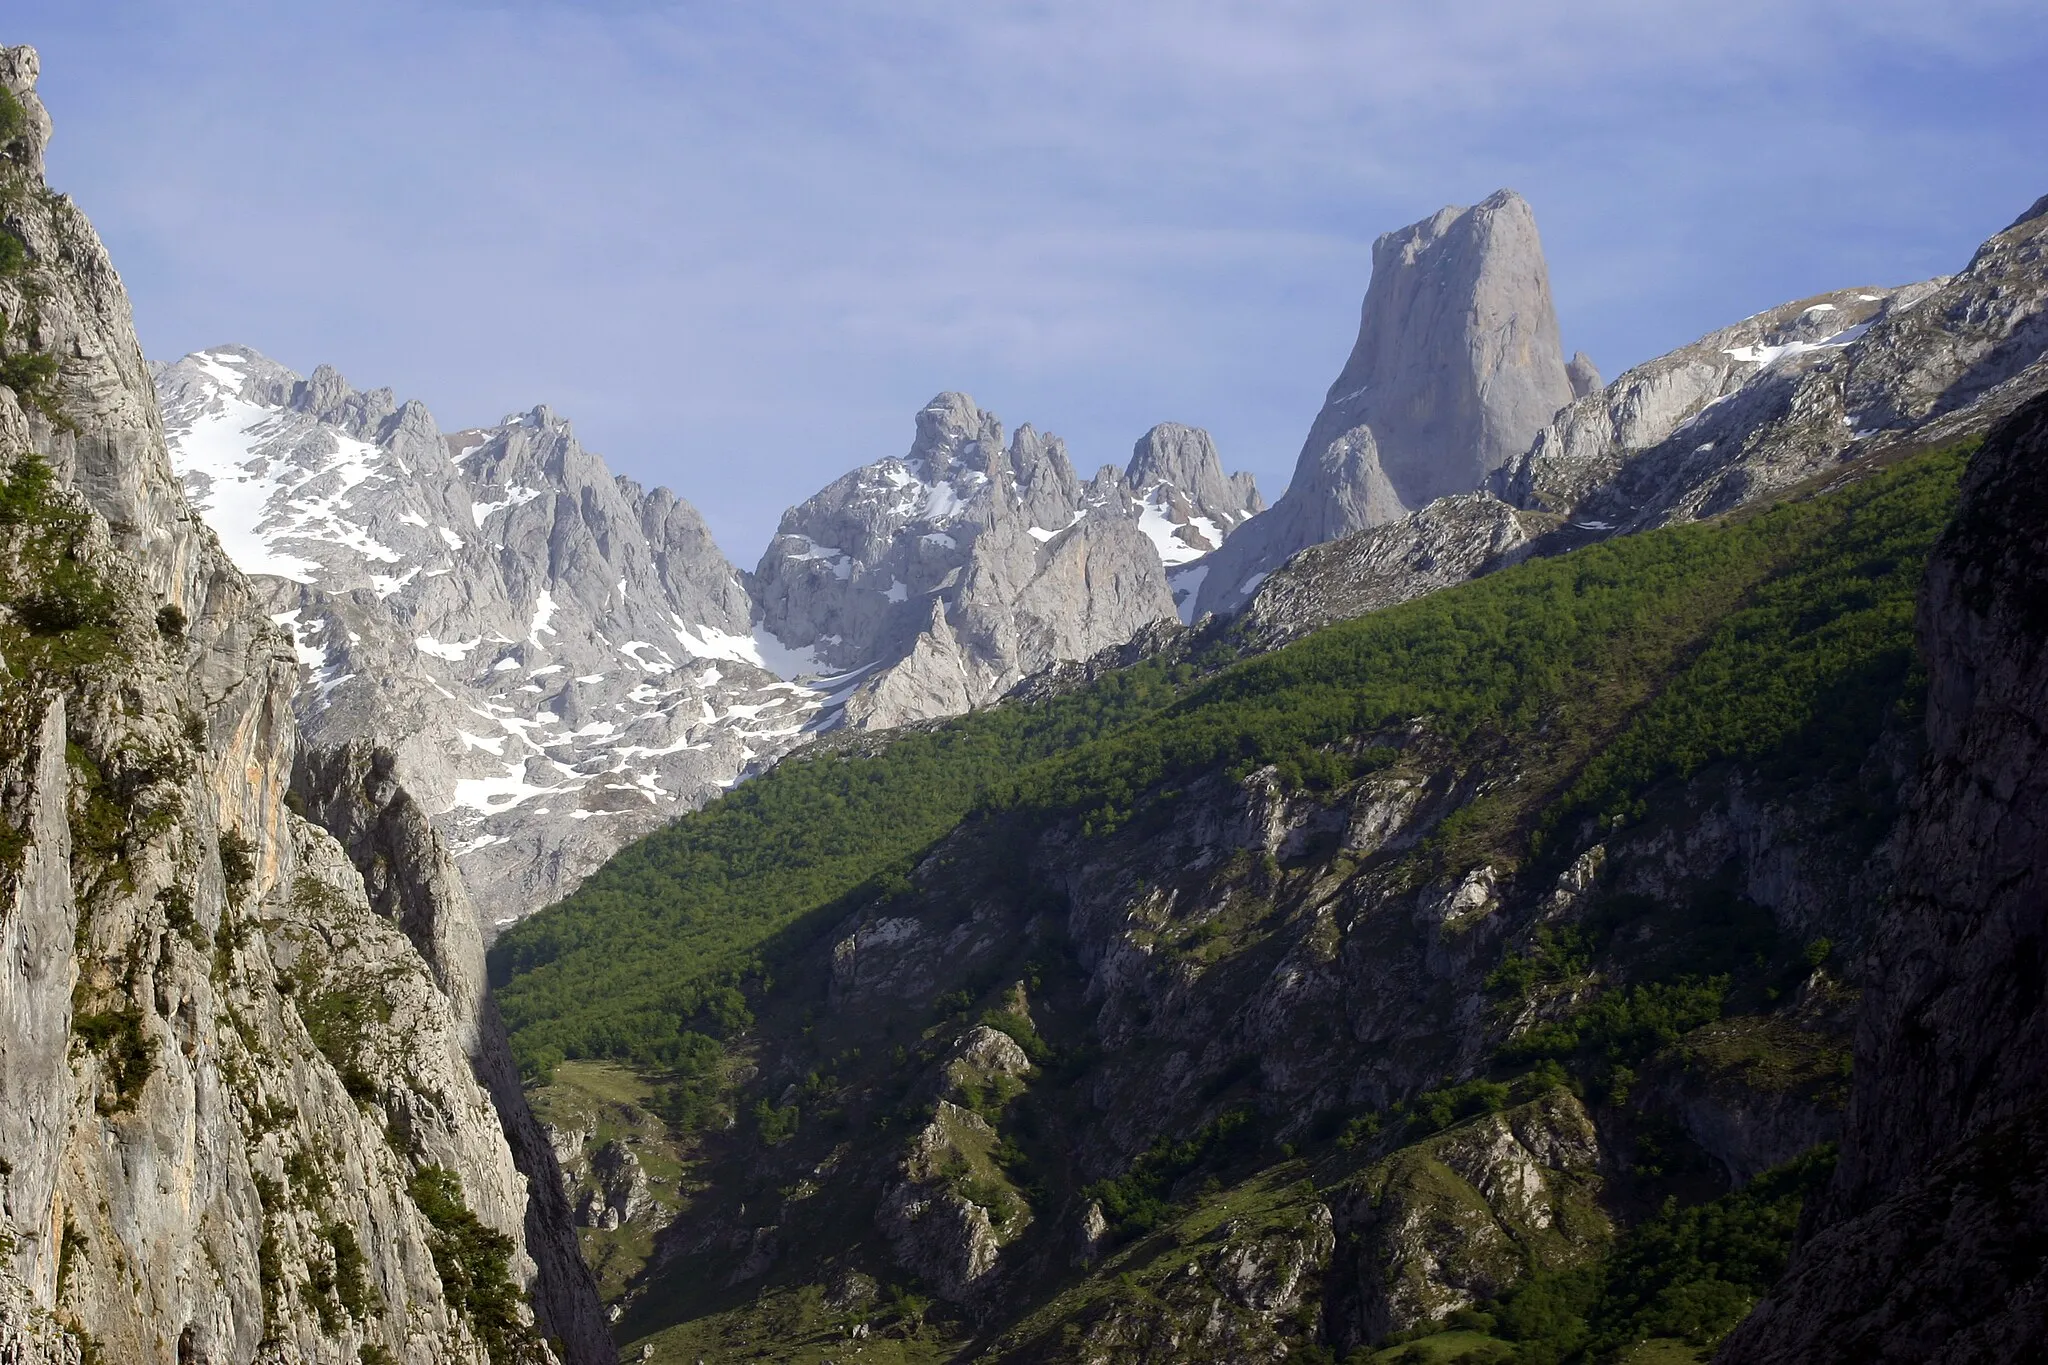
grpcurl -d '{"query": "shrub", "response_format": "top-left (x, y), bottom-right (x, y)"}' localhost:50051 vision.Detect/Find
top-left (754, 1099), bottom-right (800, 1146)
top-left (1083, 1106), bottom-right (1258, 1238)
top-left (0, 86), bottom-right (25, 152)
top-left (1491, 1146), bottom-right (1835, 1360)
top-left (218, 829), bottom-right (256, 899)
top-left (73, 1005), bottom-right (154, 1113)
top-left (408, 1166), bottom-right (542, 1364)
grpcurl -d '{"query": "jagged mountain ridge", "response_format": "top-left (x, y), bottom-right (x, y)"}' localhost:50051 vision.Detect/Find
top-left (752, 392), bottom-right (1261, 728)
top-left (0, 44), bottom-right (609, 1363)
top-left (156, 345), bottom-right (845, 929)
top-left (158, 362), bottom-right (1263, 923)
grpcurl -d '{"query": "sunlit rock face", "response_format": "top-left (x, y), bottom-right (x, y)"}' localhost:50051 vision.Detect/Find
top-left (1191, 188), bottom-right (1572, 619)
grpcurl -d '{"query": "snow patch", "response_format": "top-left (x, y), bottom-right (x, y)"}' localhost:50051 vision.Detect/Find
top-left (450, 761), bottom-right (574, 814)
top-left (1167, 563), bottom-right (1210, 626)
top-left (1133, 490), bottom-right (1218, 566)
top-left (528, 590), bottom-right (558, 644)
top-left (472, 484), bottom-right (545, 524)
top-left (415, 635), bottom-right (482, 661)
top-left (1724, 322), bottom-right (1871, 368)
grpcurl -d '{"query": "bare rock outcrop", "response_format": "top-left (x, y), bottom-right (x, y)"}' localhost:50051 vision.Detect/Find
top-left (760, 394), bottom-right (1183, 729)
top-left (1190, 189), bottom-right (1572, 618)
top-left (1327, 1091), bottom-right (1608, 1348)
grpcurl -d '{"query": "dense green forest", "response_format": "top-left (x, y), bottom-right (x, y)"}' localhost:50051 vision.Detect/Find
top-left (489, 660), bottom-right (1197, 1074)
top-left (492, 444), bottom-right (1967, 1083)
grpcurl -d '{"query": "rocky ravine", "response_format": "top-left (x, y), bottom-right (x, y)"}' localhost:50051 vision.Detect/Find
top-left (0, 45), bottom-right (609, 1363)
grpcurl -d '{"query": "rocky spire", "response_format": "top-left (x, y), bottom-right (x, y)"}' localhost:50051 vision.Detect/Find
top-left (1188, 189), bottom-right (1572, 619)
top-left (1566, 351), bottom-right (1604, 399)
top-left (1122, 422), bottom-right (1263, 579)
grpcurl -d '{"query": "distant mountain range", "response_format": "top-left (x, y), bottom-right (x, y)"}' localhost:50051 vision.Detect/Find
top-left (153, 352), bottom-right (1262, 925)
top-left (156, 188), bottom-right (2048, 934)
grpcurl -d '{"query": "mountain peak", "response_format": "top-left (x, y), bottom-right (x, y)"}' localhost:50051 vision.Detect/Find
top-left (1188, 188), bottom-right (1571, 618)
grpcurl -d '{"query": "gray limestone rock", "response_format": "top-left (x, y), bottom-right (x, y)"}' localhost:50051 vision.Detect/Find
top-left (1566, 350), bottom-right (1603, 399)
top-left (1124, 422), bottom-right (1263, 584)
top-left (1497, 196), bottom-right (2048, 541)
top-left (292, 741), bottom-right (613, 1361)
top-left (1190, 189), bottom-right (1572, 618)
top-left (1327, 1091), bottom-right (1607, 1346)
top-left (875, 1100), bottom-right (1028, 1301)
top-left (1230, 493), bottom-right (1543, 650)
top-left (759, 394), bottom-right (1183, 729)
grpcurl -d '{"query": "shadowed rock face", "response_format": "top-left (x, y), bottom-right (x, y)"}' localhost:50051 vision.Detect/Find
top-left (1718, 391), bottom-right (2048, 1365)
top-left (1191, 189), bottom-right (1571, 618)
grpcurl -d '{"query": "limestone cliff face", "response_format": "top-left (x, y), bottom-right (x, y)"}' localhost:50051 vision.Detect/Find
top-left (291, 743), bottom-right (612, 1365)
top-left (0, 45), bottom-right (608, 1364)
top-left (1190, 190), bottom-right (1572, 618)
top-left (1718, 392), bottom-right (2048, 1365)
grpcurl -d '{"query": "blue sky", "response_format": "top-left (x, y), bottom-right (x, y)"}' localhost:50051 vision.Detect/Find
top-left (9, 2), bottom-right (2046, 561)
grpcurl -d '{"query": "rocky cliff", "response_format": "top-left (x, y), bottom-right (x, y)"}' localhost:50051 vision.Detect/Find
top-left (1188, 189), bottom-right (1573, 619)
top-left (0, 45), bottom-right (608, 1363)
top-left (1717, 391), bottom-right (2048, 1364)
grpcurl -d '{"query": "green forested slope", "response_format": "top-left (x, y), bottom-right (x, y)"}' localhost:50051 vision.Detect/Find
top-left (490, 661), bottom-right (1195, 1072)
top-left (491, 445), bottom-right (1967, 1083)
